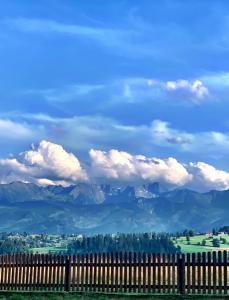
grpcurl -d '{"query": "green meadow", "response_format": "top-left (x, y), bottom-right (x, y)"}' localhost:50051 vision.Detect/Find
top-left (174, 234), bottom-right (229, 253)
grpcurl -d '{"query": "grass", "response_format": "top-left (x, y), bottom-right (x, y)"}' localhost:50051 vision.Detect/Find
top-left (174, 234), bottom-right (229, 253)
top-left (31, 246), bottom-right (67, 254)
top-left (31, 239), bottom-right (69, 254)
top-left (0, 293), bottom-right (229, 300)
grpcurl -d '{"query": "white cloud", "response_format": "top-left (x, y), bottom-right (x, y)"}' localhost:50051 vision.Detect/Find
top-left (188, 162), bottom-right (229, 191)
top-left (0, 119), bottom-right (34, 139)
top-left (24, 76), bottom-right (210, 107)
top-left (23, 140), bottom-right (88, 181)
top-left (118, 78), bottom-right (210, 104)
top-left (151, 120), bottom-right (192, 146)
top-left (0, 140), bottom-right (87, 185)
top-left (164, 79), bottom-right (209, 102)
top-left (0, 139), bottom-right (229, 192)
top-left (89, 148), bottom-right (229, 191)
top-left (36, 178), bottom-right (70, 187)
top-left (89, 149), bottom-right (192, 186)
top-left (12, 113), bottom-right (229, 160)
top-left (150, 120), bottom-right (229, 157)
top-left (0, 158), bottom-right (33, 184)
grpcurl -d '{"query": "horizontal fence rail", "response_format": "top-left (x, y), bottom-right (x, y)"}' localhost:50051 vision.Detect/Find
top-left (0, 251), bottom-right (228, 294)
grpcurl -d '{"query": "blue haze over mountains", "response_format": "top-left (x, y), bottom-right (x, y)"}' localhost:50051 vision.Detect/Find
top-left (0, 181), bottom-right (228, 234)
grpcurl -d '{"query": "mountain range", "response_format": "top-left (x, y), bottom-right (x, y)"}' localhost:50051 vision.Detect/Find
top-left (0, 181), bottom-right (228, 234)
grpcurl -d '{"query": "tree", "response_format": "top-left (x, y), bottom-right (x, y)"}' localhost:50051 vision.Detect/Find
top-left (212, 238), bottom-right (220, 247)
top-left (220, 238), bottom-right (227, 244)
top-left (67, 232), bottom-right (180, 254)
top-left (201, 239), bottom-right (206, 246)
top-left (212, 228), bottom-right (218, 235)
top-left (0, 239), bottom-right (28, 254)
top-left (188, 230), bottom-right (195, 237)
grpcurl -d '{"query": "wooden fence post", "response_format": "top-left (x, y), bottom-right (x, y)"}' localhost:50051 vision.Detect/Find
top-left (178, 254), bottom-right (185, 295)
top-left (65, 256), bottom-right (71, 292)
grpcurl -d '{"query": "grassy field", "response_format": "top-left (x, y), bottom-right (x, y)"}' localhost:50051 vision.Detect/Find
top-left (174, 234), bottom-right (229, 253)
top-left (0, 293), bottom-right (229, 300)
top-left (31, 239), bottom-right (69, 254)
top-left (31, 246), bottom-right (67, 254)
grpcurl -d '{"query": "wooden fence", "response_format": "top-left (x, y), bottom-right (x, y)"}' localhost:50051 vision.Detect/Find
top-left (0, 251), bottom-right (228, 295)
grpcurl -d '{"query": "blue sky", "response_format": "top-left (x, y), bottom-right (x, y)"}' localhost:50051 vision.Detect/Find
top-left (0, 1), bottom-right (229, 190)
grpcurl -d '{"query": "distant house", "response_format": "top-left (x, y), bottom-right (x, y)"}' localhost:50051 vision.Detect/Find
top-left (205, 232), bottom-right (213, 238)
top-left (217, 232), bottom-right (226, 237)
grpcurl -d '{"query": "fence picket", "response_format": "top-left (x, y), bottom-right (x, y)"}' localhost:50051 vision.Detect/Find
top-left (0, 256), bottom-right (3, 290)
top-left (47, 255), bottom-right (51, 291)
top-left (124, 252), bottom-right (127, 293)
top-left (102, 253), bottom-right (106, 292)
top-left (33, 254), bottom-right (37, 290)
top-left (157, 254), bottom-right (161, 293)
top-left (76, 254), bottom-right (80, 292)
top-left (128, 252), bottom-right (132, 293)
top-left (37, 254), bottom-right (41, 290)
top-left (213, 251), bottom-right (217, 294)
top-left (52, 254), bottom-right (56, 291)
top-left (115, 252), bottom-right (118, 293)
top-left (162, 253), bottom-right (166, 293)
top-left (93, 253), bottom-right (98, 292)
top-left (172, 254), bottom-right (176, 293)
top-left (119, 252), bottom-right (123, 292)
top-left (192, 253), bottom-right (196, 294)
top-left (167, 254), bottom-right (171, 294)
top-left (223, 251), bottom-right (228, 295)
top-left (133, 252), bottom-right (137, 293)
top-left (80, 254), bottom-right (84, 292)
top-left (202, 252), bottom-right (206, 294)
top-left (10, 254), bottom-right (14, 290)
top-left (197, 252), bottom-right (201, 293)
top-left (207, 252), bottom-right (211, 294)
top-left (89, 253), bottom-right (93, 292)
top-left (85, 253), bottom-right (89, 292)
top-left (60, 255), bottom-right (65, 291)
top-left (137, 252), bottom-right (141, 293)
top-left (143, 252), bottom-right (146, 293)
top-left (110, 252), bottom-right (114, 292)
top-left (186, 253), bottom-right (190, 293)
top-left (218, 251), bottom-right (222, 294)
top-left (7, 255), bottom-right (11, 289)
top-left (147, 253), bottom-right (151, 293)
top-left (72, 255), bottom-right (76, 291)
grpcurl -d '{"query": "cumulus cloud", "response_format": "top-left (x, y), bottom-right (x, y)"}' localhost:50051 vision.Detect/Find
top-left (23, 140), bottom-right (87, 181)
top-left (0, 140), bottom-right (87, 185)
top-left (89, 148), bottom-right (229, 191)
top-left (0, 140), bottom-right (229, 191)
top-left (164, 79), bottom-right (209, 102)
top-left (89, 149), bottom-right (192, 186)
top-left (188, 162), bottom-right (229, 191)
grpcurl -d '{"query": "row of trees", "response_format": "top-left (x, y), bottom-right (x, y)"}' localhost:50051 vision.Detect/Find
top-left (67, 233), bottom-right (179, 254)
top-left (0, 239), bottom-right (28, 254)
